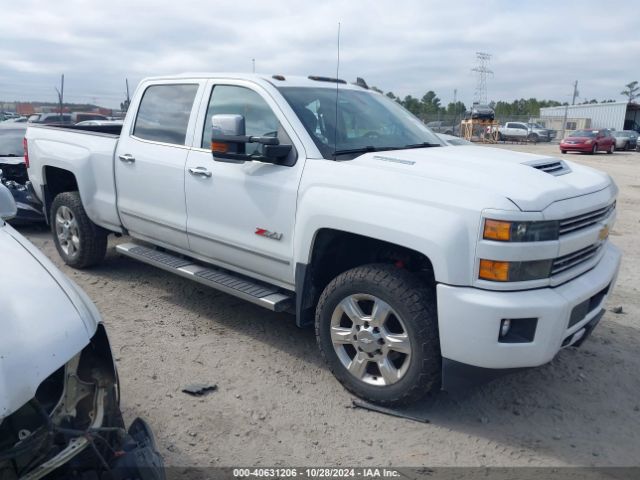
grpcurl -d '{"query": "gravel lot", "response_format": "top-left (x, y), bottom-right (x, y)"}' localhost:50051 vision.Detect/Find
top-left (16, 143), bottom-right (640, 468)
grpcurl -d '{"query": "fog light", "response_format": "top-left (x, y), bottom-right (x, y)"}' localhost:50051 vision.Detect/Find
top-left (500, 319), bottom-right (511, 337)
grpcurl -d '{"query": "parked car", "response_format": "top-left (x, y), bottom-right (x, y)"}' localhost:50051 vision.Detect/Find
top-left (29, 112), bottom-right (72, 124)
top-left (560, 129), bottom-right (616, 154)
top-left (71, 112), bottom-right (109, 124)
top-left (437, 133), bottom-right (473, 146)
top-left (498, 122), bottom-right (555, 142)
top-left (426, 121), bottom-right (459, 136)
top-left (0, 185), bottom-right (164, 479)
top-left (76, 119), bottom-right (124, 126)
top-left (464, 103), bottom-right (495, 120)
top-left (0, 124), bottom-right (44, 222)
top-left (611, 130), bottom-right (638, 150)
top-left (26, 73), bottom-right (620, 406)
top-left (1, 116), bottom-right (28, 123)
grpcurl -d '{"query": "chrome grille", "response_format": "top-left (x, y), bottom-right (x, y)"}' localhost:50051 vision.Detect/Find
top-left (559, 202), bottom-right (615, 235)
top-left (551, 243), bottom-right (602, 276)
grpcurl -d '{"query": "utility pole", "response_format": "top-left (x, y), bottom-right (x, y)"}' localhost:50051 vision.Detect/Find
top-left (125, 78), bottom-right (131, 111)
top-left (560, 80), bottom-right (579, 140)
top-left (571, 80), bottom-right (579, 105)
top-left (55, 74), bottom-right (64, 118)
top-left (453, 88), bottom-right (458, 132)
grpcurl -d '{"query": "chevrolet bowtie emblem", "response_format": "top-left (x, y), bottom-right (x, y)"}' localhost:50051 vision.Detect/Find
top-left (598, 225), bottom-right (610, 241)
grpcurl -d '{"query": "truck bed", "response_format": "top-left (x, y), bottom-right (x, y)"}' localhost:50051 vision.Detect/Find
top-left (26, 124), bottom-right (123, 232)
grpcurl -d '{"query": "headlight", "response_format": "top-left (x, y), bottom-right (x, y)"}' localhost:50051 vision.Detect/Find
top-left (479, 259), bottom-right (553, 282)
top-left (483, 219), bottom-right (559, 242)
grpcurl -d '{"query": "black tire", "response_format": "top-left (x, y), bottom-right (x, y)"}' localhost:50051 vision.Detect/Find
top-left (315, 264), bottom-right (440, 406)
top-left (561, 150), bottom-right (567, 154)
top-left (590, 143), bottom-right (598, 155)
top-left (607, 143), bottom-right (614, 155)
top-left (51, 191), bottom-right (108, 268)
top-left (528, 133), bottom-right (539, 143)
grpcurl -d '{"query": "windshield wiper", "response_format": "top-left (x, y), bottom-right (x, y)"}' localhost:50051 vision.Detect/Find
top-left (332, 146), bottom-right (398, 157)
top-left (399, 142), bottom-right (442, 149)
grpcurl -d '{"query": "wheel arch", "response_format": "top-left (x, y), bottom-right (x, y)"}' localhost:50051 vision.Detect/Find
top-left (295, 228), bottom-right (437, 328)
top-left (42, 166), bottom-right (79, 223)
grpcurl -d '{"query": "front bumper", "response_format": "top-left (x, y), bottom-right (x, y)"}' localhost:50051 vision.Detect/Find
top-left (560, 143), bottom-right (591, 152)
top-left (437, 242), bottom-right (620, 372)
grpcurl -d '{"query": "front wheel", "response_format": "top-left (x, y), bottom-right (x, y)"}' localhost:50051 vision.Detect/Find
top-left (590, 143), bottom-right (598, 155)
top-left (315, 264), bottom-right (440, 406)
top-left (51, 191), bottom-right (108, 268)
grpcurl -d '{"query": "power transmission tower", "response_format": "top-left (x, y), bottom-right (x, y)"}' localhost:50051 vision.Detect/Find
top-left (471, 52), bottom-right (493, 104)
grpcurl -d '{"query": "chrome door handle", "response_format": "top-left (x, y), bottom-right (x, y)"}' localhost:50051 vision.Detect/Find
top-left (118, 154), bottom-right (135, 163)
top-left (189, 167), bottom-right (212, 178)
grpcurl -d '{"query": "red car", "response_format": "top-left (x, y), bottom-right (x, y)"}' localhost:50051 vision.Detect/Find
top-left (560, 129), bottom-right (616, 154)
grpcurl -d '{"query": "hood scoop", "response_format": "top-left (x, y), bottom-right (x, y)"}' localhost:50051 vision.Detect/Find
top-left (527, 159), bottom-right (571, 176)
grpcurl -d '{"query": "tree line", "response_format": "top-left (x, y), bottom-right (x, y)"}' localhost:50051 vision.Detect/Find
top-left (368, 80), bottom-right (639, 119)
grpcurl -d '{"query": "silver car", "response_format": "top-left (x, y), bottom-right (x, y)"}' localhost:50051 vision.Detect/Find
top-left (611, 130), bottom-right (638, 150)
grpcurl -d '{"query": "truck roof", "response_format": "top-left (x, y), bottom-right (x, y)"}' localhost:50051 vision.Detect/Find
top-left (141, 73), bottom-right (368, 91)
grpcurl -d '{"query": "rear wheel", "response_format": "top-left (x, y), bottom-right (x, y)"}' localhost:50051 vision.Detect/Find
top-left (561, 150), bottom-right (567, 154)
top-left (51, 192), bottom-right (108, 268)
top-left (316, 264), bottom-right (440, 406)
top-left (607, 143), bottom-right (615, 154)
top-left (528, 133), bottom-right (539, 143)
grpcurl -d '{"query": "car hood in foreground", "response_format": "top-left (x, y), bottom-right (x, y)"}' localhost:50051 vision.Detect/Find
top-left (0, 223), bottom-right (99, 419)
top-left (347, 145), bottom-right (612, 211)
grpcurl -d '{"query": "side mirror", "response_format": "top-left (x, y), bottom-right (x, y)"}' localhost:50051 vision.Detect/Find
top-left (0, 183), bottom-right (17, 221)
top-left (211, 114), bottom-right (292, 164)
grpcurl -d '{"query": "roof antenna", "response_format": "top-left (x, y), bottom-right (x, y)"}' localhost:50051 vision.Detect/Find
top-left (333, 22), bottom-right (341, 160)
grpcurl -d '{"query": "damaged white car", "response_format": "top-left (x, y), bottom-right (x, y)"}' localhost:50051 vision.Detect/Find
top-left (0, 185), bottom-right (163, 480)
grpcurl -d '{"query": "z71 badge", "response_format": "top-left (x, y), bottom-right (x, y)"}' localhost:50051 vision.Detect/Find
top-left (255, 228), bottom-right (283, 241)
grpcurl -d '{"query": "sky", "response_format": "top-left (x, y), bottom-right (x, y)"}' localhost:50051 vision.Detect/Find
top-left (0, 0), bottom-right (638, 109)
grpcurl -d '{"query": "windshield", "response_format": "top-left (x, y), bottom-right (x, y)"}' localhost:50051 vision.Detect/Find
top-left (570, 130), bottom-right (597, 138)
top-left (278, 87), bottom-right (442, 159)
top-left (0, 129), bottom-right (25, 156)
top-left (528, 123), bottom-right (544, 129)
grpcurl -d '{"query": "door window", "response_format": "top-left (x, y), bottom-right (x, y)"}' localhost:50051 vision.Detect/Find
top-left (201, 85), bottom-right (289, 155)
top-left (133, 84), bottom-right (198, 145)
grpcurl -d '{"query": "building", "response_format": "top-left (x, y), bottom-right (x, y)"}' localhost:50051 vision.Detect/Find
top-left (539, 101), bottom-right (640, 133)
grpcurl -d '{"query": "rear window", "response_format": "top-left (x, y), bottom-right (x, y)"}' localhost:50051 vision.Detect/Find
top-left (133, 84), bottom-right (198, 145)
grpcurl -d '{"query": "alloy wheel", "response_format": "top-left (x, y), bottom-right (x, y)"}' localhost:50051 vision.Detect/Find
top-left (55, 205), bottom-right (80, 259)
top-left (330, 294), bottom-right (411, 386)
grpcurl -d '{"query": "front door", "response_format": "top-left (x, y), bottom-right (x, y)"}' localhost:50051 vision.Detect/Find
top-left (115, 81), bottom-right (202, 250)
top-left (184, 81), bottom-right (305, 288)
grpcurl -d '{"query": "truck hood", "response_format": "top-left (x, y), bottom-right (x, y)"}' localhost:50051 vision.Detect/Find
top-left (0, 223), bottom-right (99, 419)
top-left (350, 145), bottom-right (611, 211)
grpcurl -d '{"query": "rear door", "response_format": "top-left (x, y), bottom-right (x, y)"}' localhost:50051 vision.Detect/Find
top-left (184, 80), bottom-right (306, 288)
top-left (115, 81), bottom-right (204, 250)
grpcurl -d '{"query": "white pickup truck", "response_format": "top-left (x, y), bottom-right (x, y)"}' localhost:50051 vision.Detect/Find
top-left (25, 73), bottom-right (621, 405)
top-left (498, 121), bottom-right (557, 142)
